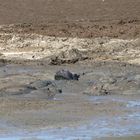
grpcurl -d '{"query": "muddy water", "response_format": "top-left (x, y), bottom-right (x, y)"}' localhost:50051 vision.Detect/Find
top-left (101, 136), bottom-right (140, 140)
top-left (0, 62), bottom-right (140, 140)
top-left (0, 96), bottom-right (140, 140)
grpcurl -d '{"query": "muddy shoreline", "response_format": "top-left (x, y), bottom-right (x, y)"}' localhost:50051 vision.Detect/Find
top-left (0, 60), bottom-right (140, 139)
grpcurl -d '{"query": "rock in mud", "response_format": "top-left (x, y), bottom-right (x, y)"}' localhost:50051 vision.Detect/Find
top-left (55, 69), bottom-right (80, 80)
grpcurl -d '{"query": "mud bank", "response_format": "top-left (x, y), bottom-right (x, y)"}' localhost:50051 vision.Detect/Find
top-left (0, 32), bottom-right (140, 65)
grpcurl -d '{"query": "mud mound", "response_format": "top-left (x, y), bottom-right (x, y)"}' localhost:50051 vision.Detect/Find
top-left (84, 74), bottom-right (140, 96)
top-left (49, 48), bottom-right (89, 65)
top-left (0, 80), bottom-right (62, 99)
top-left (26, 80), bottom-right (62, 99)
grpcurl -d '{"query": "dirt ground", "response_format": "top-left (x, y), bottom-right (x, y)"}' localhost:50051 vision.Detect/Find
top-left (0, 0), bottom-right (140, 24)
top-left (0, 0), bottom-right (140, 139)
top-left (0, 0), bottom-right (140, 39)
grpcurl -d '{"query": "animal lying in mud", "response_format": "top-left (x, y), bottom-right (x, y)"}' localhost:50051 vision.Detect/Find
top-left (0, 80), bottom-right (62, 99)
top-left (55, 69), bottom-right (80, 80)
top-left (26, 80), bottom-right (62, 99)
top-left (83, 74), bottom-right (140, 96)
top-left (0, 67), bottom-right (140, 99)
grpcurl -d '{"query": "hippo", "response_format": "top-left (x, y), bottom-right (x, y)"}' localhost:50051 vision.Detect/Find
top-left (54, 69), bottom-right (80, 80)
top-left (26, 80), bottom-right (62, 99)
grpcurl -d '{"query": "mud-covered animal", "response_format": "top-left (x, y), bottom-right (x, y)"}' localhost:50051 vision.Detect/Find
top-left (55, 69), bottom-right (80, 80)
top-left (83, 82), bottom-right (110, 96)
top-left (26, 80), bottom-right (62, 99)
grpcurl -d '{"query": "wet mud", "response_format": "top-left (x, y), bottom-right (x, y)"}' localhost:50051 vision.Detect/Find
top-left (0, 0), bottom-right (140, 139)
top-left (0, 61), bottom-right (140, 140)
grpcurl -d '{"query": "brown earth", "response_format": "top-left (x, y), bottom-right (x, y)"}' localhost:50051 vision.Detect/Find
top-left (0, 0), bottom-right (140, 39)
top-left (0, 0), bottom-right (140, 24)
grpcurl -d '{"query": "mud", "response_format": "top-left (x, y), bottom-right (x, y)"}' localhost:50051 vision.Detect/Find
top-left (0, 61), bottom-right (140, 139)
top-left (0, 37), bottom-right (140, 139)
top-left (0, 0), bottom-right (140, 139)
